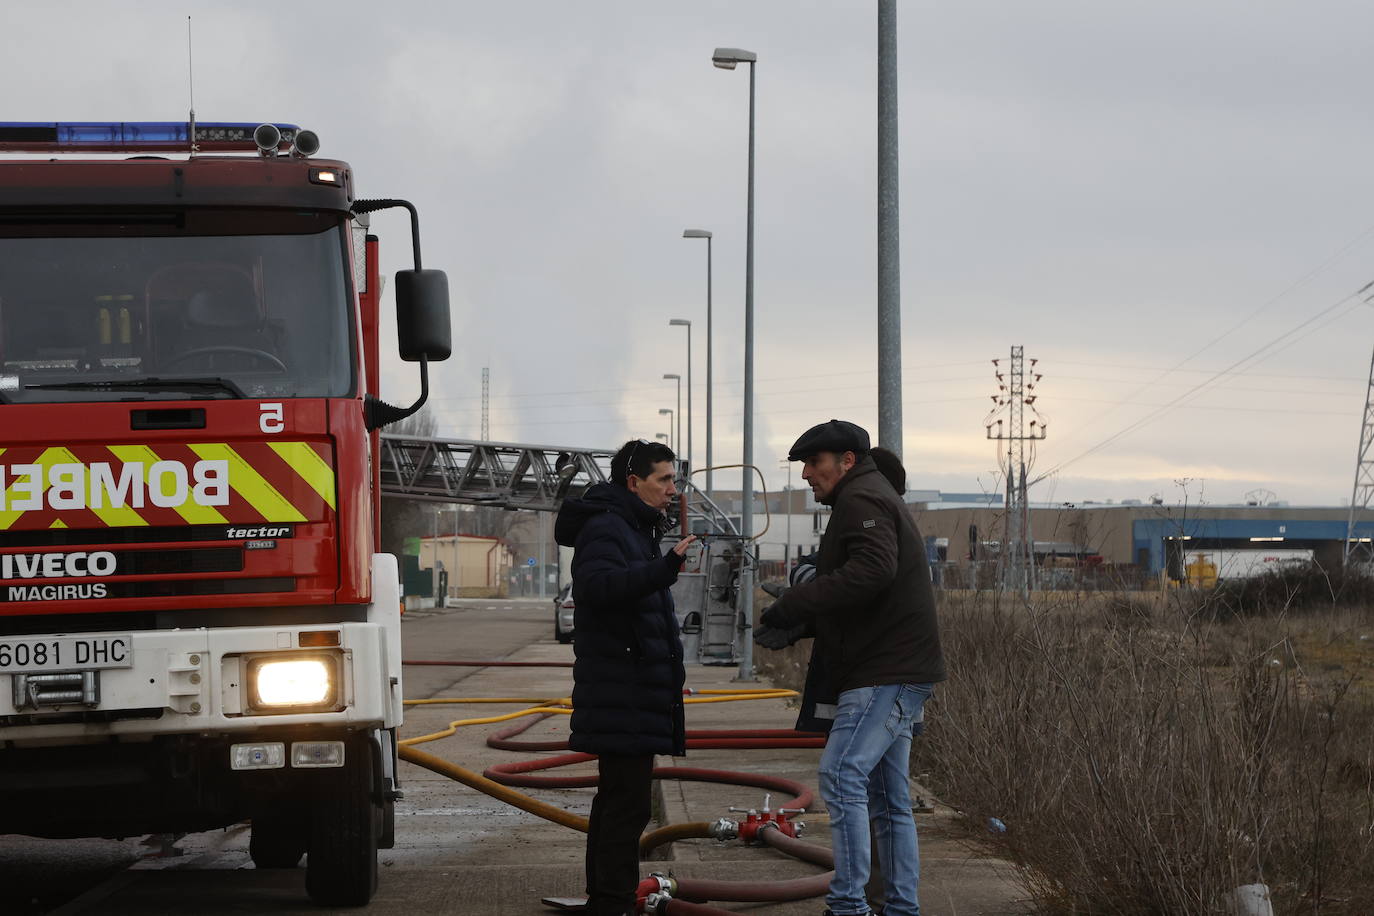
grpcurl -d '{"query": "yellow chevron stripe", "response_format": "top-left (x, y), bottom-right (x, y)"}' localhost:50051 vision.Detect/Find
top-left (108, 445), bottom-right (227, 526)
top-left (269, 442), bottom-right (336, 510)
top-left (189, 443), bottom-right (306, 523)
top-left (59, 444), bottom-right (149, 528)
top-left (0, 447), bottom-right (129, 531)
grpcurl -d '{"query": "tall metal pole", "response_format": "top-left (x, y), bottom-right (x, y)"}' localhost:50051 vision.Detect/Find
top-left (685, 323), bottom-right (693, 490)
top-left (1344, 345), bottom-right (1374, 565)
top-left (705, 237), bottom-right (713, 499)
top-left (877, 0), bottom-right (903, 459)
top-left (781, 460), bottom-right (793, 584)
top-left (713, 47), bottom-right (757, 680)
top-left (538, 511), bottom-right (547, 599)
top-left (430, 506), bottom-right (439, 602)
top-left (658, 409), bottom-right (674, 450)
top-left (451, 508), bottom-right (460, 598)
top-left (739, 58), bottom-right (757, 681)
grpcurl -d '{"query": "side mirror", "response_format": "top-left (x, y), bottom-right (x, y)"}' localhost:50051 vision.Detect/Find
top-left (395, 269), bottom-right (451, 362)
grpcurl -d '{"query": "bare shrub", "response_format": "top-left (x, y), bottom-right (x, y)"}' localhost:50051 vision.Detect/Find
top-left (1198, 563), bottom-right (1374, 619)
top-left (911, 591), bottom-right (1374, 914)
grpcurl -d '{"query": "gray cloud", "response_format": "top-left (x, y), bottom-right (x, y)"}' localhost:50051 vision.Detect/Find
top-left (6, 1), bottom-right (1374, 505)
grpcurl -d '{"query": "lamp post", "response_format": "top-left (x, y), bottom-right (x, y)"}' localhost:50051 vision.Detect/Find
top-left (655, 432), bottom-right (669, 444)
top-left (432, 504), bottom-right (460, 606)
top-left (657, 409), bottom-right (674, 450)
top-left (779, 459), bottom-right (793, 584)
top-left (662, 373), bottom-right (682, 463)
top-left (667, 320), bottom-right (692, 485)
top-left (713, 45), bottom-right (757, 681)
top-left (678, 231), bottom-right (711, 497)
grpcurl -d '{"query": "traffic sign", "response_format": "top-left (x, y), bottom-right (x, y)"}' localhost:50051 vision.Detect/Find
top-left (527, 557), bottom-right (537, 566)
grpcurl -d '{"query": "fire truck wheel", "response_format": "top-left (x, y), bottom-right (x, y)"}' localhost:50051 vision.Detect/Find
top-left (379, 795), bottom-right (396, 849)
top-left (305, 747), bottom-right (379, 906)
top-left (249, 812), bottom-right (306, 869)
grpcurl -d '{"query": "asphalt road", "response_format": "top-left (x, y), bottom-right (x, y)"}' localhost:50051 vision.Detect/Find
top-left (0, 597), bottom-right (554, 915)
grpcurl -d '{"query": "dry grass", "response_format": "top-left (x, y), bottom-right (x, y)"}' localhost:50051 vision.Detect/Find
top-left (756, 581), bottom-right (1374, 913)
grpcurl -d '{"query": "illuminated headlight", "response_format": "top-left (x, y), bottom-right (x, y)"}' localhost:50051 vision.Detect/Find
top-left (247, 654), bottom-right (341, 713)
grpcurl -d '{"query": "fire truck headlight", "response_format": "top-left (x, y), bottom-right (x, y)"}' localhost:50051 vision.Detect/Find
top-left (249, 656), bottom-right (337, 710)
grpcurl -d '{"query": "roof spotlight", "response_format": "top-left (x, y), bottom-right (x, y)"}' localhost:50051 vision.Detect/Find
top-left (291, 129), bottom-right (321, 158)
top-left (253, 123), bottom-right (282, 157)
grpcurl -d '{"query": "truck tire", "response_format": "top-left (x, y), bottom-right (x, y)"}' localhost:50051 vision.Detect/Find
top-left (249, 812), bottom-right (307, 869)
top-left (305, 743), bottom-right (379, 907)
top-left (379, 796), bottom-right (396, 850)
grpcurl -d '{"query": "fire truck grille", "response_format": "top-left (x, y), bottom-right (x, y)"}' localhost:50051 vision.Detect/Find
top-left (101, 577), bottom-right (295, 599)
top-left (114, 548), bottom-right (243, 576)
top-left (0, 526), bottom-right (254, 549)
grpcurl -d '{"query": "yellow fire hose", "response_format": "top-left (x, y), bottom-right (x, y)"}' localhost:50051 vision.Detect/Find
top-left (396, 689), bottom-right (801, 833)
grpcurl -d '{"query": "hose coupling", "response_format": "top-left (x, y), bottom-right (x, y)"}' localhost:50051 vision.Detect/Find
top-left (709, 817), bottom-right (740, 841)
top-left (647, 872), bottom-right (677, 896)
top-left (794, 820), bottom-right (807, 836)
top-left (643, 891), bottom-right (673, 914)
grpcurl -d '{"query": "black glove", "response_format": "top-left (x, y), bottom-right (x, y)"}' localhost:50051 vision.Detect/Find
top-left (760, 600), bottom-right (802, 630)
top-left (753, 623), bottom-right (808, 651)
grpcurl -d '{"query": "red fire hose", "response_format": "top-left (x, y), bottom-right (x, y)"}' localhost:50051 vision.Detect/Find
top-left (401, 660), bottom-right (839, 913)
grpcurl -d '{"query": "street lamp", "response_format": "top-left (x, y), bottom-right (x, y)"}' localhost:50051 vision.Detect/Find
top-left (658, 408), bottom-right (674, 450)
top-left (667, 319), bottom-right (692, 488)
top-left (655, 432), bottom-right (669, 444)
top-left (679, 231), bottom-right (711, 498)
top-left (432, 504), bottom-right (461, 605)
top-left (662, 373), bottom-right (682, 463)
top-left (713, 45), bottom-right (757, 681)
top-left (779, 459), bottom-right (793, 585)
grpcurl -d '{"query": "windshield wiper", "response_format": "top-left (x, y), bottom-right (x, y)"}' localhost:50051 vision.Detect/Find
top-left (23, 376), bottom-right (247, 399)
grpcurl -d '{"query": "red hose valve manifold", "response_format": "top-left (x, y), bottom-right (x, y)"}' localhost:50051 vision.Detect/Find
top-left (728, 793), bottom-right (807, 845)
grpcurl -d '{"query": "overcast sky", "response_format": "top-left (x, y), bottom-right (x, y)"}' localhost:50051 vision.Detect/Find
top-left (8, 1), bottom-right (1374, 506)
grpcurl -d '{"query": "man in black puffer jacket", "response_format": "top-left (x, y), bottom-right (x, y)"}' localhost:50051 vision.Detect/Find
top-left (554, 438), bottom-right (696, 916)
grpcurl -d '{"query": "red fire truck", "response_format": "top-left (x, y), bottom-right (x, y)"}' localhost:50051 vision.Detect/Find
top-left (0, 121), bottom-right (450, 906)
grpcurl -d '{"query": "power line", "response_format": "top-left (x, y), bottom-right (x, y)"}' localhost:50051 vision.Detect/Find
top-left (1034, 279), bottom-right (1374, 484)
top-left (1039, 220), bottom-right (1374, 453)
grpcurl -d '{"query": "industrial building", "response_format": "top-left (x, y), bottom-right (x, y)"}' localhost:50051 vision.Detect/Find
top-left (911, 499), bottom-right (1373, 587)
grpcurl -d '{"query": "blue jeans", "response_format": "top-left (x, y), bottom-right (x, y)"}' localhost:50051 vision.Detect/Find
top-left (818, 682), bottom-right (933, 916)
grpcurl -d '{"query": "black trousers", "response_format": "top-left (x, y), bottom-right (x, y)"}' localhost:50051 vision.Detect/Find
top-left (585, 753), bottom-right (654, 916)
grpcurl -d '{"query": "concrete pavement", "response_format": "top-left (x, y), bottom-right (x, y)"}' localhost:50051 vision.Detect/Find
top-left (45, 599), bottom-right (1030, 914)
top-left (392, 611), bottom-right (1030, 915)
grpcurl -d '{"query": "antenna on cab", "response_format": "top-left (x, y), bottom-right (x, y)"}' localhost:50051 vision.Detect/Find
top-left (187, 16), bottom-right (198, 156)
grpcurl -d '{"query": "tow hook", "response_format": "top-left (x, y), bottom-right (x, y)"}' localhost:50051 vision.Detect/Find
top-left (727, 793), bottom-right (807, 844)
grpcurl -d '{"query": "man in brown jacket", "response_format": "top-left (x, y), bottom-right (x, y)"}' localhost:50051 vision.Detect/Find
top-left (756, 419), bottom-right (944, 916)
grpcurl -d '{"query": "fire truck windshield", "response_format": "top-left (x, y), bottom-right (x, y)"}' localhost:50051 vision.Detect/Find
top-left (0, 209), bottom-right (353, 403)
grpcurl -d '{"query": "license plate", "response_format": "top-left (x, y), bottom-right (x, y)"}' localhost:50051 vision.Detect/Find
top-left (0, 635), bottom-right (133, 673)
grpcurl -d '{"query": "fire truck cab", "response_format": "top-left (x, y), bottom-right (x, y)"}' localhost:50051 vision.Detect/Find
top-left (0, 120), bottom-right (450, 906)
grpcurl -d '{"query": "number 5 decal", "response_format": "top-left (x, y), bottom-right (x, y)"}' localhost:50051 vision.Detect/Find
top-left (260, 403), bottom-right (285, 433)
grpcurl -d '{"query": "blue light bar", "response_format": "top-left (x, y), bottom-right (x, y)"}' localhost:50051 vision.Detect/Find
top-left (0, 121), bottom-right (301, 153)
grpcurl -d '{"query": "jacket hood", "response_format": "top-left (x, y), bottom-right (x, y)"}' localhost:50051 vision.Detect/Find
top-left (555, 481), bottom-right (664, 546)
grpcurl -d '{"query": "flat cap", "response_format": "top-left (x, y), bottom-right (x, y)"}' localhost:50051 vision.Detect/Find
top-left (787, 419), bottom-right (871, 461)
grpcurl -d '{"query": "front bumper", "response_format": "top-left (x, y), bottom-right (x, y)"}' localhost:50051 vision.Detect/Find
top-left (0, 620), bottom-right (400, 744)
